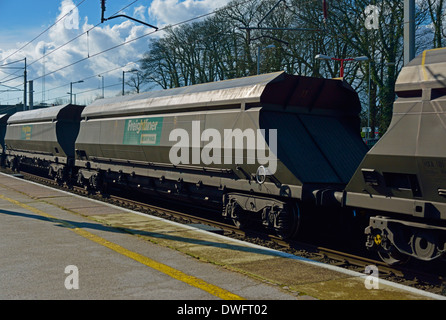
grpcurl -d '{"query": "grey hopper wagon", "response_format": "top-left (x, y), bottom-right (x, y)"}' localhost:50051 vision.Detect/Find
top-left (5, 104), bottom-right (85, 181)
top-left (75, 71), bottom-right (368, 238)
top-left (0, 114), bottom-right (10, 166)
top-left (344, 48), bottom-right (446, 264)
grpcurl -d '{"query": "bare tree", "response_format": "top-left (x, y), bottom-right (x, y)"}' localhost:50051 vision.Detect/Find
top-left (139, 0), bottom-right (444, 133)
top-left (425, 0), bottom-right (446, 48)
top-left (126, 71), bottom-right (147, 94)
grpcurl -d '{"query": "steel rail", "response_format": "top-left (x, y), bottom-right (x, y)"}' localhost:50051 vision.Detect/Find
top-left (10, 169), bottom-right (446, 297)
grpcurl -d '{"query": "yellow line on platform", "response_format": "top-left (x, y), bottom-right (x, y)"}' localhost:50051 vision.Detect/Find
top-left (0, 193), bottom-right (244, 300)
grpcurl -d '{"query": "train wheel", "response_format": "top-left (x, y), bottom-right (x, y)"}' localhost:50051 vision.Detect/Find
top-left (232, 216), bottom-right (249, 229)
top-left (410, 231), bottom-right (439, 261)
top-left (55, 168), bottom-right (65, 186)
top-left (224, 199), bottom-right (248, 229)
top-left (378, 249), bottom-right (410, 266)
top-left (275, 202), bottom-right (300, 240)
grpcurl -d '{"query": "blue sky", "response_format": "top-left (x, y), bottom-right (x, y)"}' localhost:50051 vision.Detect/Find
top-left (0, 1), bottom-right (137, 52)
top-left (0, 0), bottom-right (229, 106)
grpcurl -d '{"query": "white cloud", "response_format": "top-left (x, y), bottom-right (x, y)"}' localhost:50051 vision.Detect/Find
top-left (1, 0), bottom-right (232, 105)
top-left (60, 0), bottom-right (80, 31)
top-left (1, 0), bottom-right (155, 105)
top-left (148, 0), bottom-right (230, 27)
top-left (134, 5), bottom-right (147, 21)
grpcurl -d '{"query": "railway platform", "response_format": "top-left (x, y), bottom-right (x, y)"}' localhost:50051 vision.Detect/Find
top-left (0, 172), bottom-right (444, 303)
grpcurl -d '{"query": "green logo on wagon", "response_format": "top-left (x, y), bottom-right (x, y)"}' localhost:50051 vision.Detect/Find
top-left (123, 117), bottom-right (163, 145)
top-left (21, 125), bottom-right (33, 140)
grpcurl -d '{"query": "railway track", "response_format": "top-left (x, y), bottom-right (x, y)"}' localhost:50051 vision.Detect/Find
top-left (8, 169), bottom-right (446, 297)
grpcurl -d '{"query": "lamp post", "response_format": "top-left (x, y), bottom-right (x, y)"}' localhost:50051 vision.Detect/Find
top-left (69, 80), bottom-right (84, 104)
top-left (122, 69), bottom-right (138, 96)
top-left (67, 92), bottom-right (78, 104)
top-left (257, 45), bottom-right (275, 75)
top-left (0, 58), bottom-right (27, 110)
top-left (315, 54), bottom-right (369, 78)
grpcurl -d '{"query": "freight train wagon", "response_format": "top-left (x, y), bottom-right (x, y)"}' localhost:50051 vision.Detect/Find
top-left (73, 71), bottom-right (368, 239)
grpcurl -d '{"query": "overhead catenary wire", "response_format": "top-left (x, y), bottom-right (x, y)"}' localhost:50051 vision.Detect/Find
top-left (0, 0), bottom-right (88, 65)
top-left (29, 0), bottom-right (257, 83)
top-left (0, 0), bottom-right (141, 85)
top-left (0, 0), bottom-right (337, 97)
top-left (1, 0), bottom-right (324, 104)
top-left (29, 0), bottom-right (141, 71)
top-left (0, 0), bottom-right (249, 104)
top-left (1, 0), bottom-right (314, 86)
top-left (0, 59), bottom-right (141, 104)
